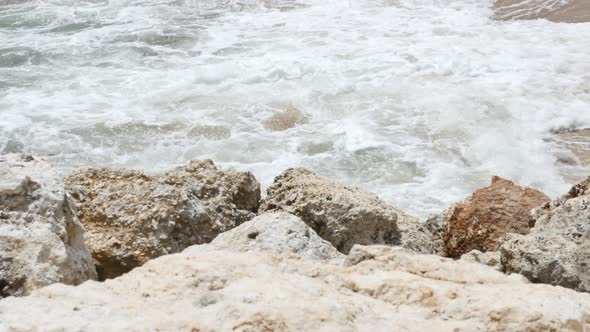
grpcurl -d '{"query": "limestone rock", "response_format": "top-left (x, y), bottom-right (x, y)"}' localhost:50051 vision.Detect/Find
top-left (460, 250), bottom-right (502, 271)
top-left (500, 177), bottom-right (590, 292)
top-left (441, 176), bottom-right (550, 258)
top-left (259, 168), bottom-right (434, 254)
top-left (64, 160), bottom-right (260, 280)
top-left (197, 212), bottom-right (343, 263)
top-left (1, 245), bottom-right (589, 331)
top-left (0, 154), bottom-right (97, 297)
top-left (424, 205), bottom-right (455, 256)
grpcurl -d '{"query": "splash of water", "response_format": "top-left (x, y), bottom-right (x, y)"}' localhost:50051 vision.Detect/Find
top-left (1, 0), bottom-right (590, 217)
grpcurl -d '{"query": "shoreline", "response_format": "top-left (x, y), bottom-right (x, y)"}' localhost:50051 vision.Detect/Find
top-left (1, 153), bottom-right (590, 330)
top-left (494, 0), bottom-right (590, 23)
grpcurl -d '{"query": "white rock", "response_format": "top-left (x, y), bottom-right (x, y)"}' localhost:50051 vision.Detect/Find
top-left (0, 154), bottom-right (97, 297)
top-left (500, 177), bottom-right (590, 292)
top-left (460, 250), bottom-right (502, 271)
top-left (260, 168), bottom-right (434, 254)
top-left (196, 212), bottom-right (343, 263)
top-left (0, 244), bottom-right (589, 331)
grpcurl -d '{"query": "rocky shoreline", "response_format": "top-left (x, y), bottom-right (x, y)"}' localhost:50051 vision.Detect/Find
top-left (1, 153), bottom-right (590, 331)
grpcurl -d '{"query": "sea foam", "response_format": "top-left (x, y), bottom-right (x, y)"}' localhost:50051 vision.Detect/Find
top-left (1, 0), bottom-right (589, 217)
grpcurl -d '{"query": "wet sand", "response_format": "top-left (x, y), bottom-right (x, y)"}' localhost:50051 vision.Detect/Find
top-left (494, 0), bottom-right (590, 23)
top-left (549, 129), bottom-right (590, 183)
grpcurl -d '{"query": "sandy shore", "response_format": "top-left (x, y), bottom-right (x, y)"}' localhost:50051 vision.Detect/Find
top-left (548, 128), bottom-right (590, 183)
top-left (494, 0), bottom-right (590, 23)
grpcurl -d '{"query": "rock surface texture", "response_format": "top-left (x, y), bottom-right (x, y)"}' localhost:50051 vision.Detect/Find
top-left (0, 244), bottom-right (589, 331)
top-left (500, 177), bottom-right (590, 292)
top-left (441, 176), bottom-right (550, 258)
top-left (202, 212), bottom-right (343, 263)
top-left (424, 206), bottom-right (454, 256)
top-left (0, 154), bottom-right (96, 297)
top-left (259, 168), bottom-right (434, 254)
top-left (460, 250), bottom-right (502, 271)
top-left (64, 160), bottom-right (260, 280)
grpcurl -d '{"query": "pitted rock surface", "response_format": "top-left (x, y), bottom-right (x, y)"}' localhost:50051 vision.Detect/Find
top-left (65, 160), bottom-right (260, 280)
top-left (259, 168), bottom-right (434, 254)
top-left (0, 154), bottom-right (97, 297)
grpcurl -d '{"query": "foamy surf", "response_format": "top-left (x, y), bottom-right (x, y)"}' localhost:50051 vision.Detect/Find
top-left (1, 0), bottom-right (589, 217)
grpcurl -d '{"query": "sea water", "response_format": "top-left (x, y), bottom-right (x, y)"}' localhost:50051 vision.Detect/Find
top-left (1, 0), bottom-right (590, 217)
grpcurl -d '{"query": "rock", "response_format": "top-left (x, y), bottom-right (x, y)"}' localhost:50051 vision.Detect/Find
top-left (197, 212), bottom-right (343, 263)
top-left (64, 160), bottom-right (260, 280)
top-left (500, 177), bottom-right (590, 292)
top-left (0, 154), bottom-right (97, 297)
top-left (262, 107), bottom-right (308, 131)
top-left (1, 245), bottom-right (589, 331)
top-left (259, 168), bottom-right (434, 254)
top-left (441, 176), bottom-right (550, 258)
top-left (460, 250), bottom-right (502, 271)
top-left (424, 206), bottom-right (455, 256)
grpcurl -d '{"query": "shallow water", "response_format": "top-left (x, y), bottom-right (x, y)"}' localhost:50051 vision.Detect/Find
top-left (1, 0), bottom-right (590, 217)
top-left (495, 0), bottom-right (590, 22)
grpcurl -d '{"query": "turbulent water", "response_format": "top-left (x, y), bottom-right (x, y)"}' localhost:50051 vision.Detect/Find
top-left (1, 0), bottom-right (590, 217)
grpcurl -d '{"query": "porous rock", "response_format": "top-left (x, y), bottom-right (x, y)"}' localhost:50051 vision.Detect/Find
top-left (196, 212), bottom-right (343, 263)
top-left (259, 168), bottom-right (434, 254)
top-left (500, 177), bottom-right (590, 292)
top-left (1, 245), bottom-right (589, 331)
top-left (64, 160), bottom-right (260, 280)
top-left (441, 176), bottom-right (550, 258)
top-left (424, 205), bottom-right (455, 256)
top-left (460, 250), bottom-right (502, 271)
top-left (0, 154), bottom-right (97, 297)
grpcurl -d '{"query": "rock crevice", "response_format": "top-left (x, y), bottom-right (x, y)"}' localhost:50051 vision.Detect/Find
top-left (499, 176), bottom-right (590, 292)
top-left (259, 168), bottom-right (435, 254)
top-left (0, 154), bottom-right (97, 297)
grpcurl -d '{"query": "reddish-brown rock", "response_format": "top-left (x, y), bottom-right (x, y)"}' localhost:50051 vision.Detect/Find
top-left (442, 176), bottom-right (550, 258)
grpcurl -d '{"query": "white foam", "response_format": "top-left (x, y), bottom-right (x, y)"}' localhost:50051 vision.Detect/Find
top-left (1, 0), bottom-right (589, 217)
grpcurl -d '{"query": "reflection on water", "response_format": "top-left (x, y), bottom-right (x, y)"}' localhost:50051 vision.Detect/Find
top-left (495, 0), bottom-right (590, 23)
